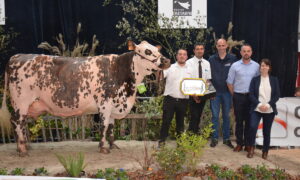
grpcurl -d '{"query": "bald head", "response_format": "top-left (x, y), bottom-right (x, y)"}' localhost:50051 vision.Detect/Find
top-left (216, 38), bottom-right (228, 55)
top-left (217, 38), bottom-right (227, 44)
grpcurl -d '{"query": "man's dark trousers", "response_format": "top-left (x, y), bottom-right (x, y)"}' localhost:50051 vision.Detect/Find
top-left (159, 95), bottom-right (188, 141)
top-left (188, 97), bottom-right (207, 134)
top-left (233, 93), bottom-right (251, 146)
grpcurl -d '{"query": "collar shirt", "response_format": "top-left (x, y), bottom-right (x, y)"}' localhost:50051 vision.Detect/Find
top-left (163, 62), bottom-right (192, 99)
top-left (186, 56), bottom-right (211, 80)
top-left (226, 59), bottom-right (260, 93)
top-left (209, 53), bottom-right (237, 93)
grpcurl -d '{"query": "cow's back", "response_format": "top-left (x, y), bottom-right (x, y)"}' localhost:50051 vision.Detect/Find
top-left (7, 54), bottom-right (100, 117)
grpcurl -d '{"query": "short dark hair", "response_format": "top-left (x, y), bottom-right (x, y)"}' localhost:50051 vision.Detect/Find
top-left (177, 48), bottom-right (187, 55)
top-left (194, 43), bottom-right (205, 50)
top-left (260, 58), bottom-right (272, 73)
top-left (295, 86), bottom-right (300, 93)
top-left (241, 43), bottom-right (252, 50)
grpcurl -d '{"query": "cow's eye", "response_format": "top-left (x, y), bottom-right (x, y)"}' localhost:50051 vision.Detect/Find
top-left (145, 49), bottom-right (152, 56)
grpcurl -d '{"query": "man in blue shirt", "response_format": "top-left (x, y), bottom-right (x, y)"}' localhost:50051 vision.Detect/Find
top-left (227, 44), bottom-right (260, 152)
top-left (209, 39), bottom-right (237, 148)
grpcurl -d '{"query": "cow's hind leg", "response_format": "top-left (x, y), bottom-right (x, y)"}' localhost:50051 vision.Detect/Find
top-left (107, 122), bottom-right (120, 150)
top-left (11, 109), bottom-right (28, 156)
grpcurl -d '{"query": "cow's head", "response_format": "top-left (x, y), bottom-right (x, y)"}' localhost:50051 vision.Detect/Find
top-left (133, 41), bottom-right (170, 70)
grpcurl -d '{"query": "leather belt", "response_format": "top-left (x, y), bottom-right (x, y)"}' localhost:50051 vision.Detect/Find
top-left (166, 95), bottom-right (187, 101)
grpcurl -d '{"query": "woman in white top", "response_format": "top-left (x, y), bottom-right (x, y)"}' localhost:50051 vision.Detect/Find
top-left (247, 59), bottom-right (280, 159)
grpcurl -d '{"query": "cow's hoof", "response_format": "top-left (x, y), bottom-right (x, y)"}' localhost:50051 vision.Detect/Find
top-left (110, 144), bottom-right (120, 149)
top-left (100, 148), bottom-right (110, 154)
top-left (18, 151), bottom-right (29, 157)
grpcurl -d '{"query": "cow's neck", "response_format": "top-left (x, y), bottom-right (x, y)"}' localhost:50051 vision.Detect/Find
top-left (132, 54), bottom-right (154, 85)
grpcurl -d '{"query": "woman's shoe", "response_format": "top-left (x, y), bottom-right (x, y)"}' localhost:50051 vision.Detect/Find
top-left (262, 151), bottom-right (268, 159)
top-left (247, 146), bottom-right (254, 158)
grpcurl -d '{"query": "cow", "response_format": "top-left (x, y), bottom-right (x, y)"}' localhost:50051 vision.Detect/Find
top-left (0, 41), bottom-right (170, 156)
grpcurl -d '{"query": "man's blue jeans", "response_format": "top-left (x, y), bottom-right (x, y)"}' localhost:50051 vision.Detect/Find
top-left (210, 92), bottom-right (232, 140)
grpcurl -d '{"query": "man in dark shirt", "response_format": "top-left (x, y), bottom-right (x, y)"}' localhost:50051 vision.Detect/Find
top-left (209, 39), bottom-right (237, 148)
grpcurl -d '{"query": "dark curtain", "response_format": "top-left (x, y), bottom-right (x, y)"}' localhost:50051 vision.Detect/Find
top-left (0, 0), bottom-right (124, 73)
top-left (232, 0), bottom-right (299, 96)
top-left (207, 0), bottom-right (234, 37)
top-left (0, 0), bottom-right (299, 96)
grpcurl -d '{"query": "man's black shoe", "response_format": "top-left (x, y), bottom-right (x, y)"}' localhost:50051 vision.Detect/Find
top-left (210, 139), bottom-right (218, 147)
top-left (223, 139), bottom-right (234, 149)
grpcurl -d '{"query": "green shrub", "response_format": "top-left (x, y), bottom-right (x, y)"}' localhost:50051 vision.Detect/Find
top-left (10, 168), bottom-right (25, 175)
top-left (55, 152), bottom-right (87, 177)
top-left (217, 169), bottom-right (236, 179)
top-left (0, 168), bottom-right (8, 175)
top-left (273, 167), bottom-right (288, 180)
top-left (95, 168), bottom-right (129, 180)
top-left (33, 167), bottom-right (49, 176)
top-left (256, 164), bottom-right (272, 179)
top-left (177, 124), bottom-right (213, 172)
top-left (154, 146), bottom-right (185, 179)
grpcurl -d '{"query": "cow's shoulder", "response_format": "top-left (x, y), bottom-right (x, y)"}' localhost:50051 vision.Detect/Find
top-left (113, 51), bottom-right (135, 69)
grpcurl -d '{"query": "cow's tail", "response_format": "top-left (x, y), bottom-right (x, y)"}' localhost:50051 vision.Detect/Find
top-left (0, 71), bottom-right (12, 133)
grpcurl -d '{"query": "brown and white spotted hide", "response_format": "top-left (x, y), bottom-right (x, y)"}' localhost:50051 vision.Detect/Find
top-left (3, 41), bottom-right (170, 155)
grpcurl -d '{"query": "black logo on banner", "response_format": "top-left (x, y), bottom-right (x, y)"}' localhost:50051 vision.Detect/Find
top-left (173, 0), bottom-right (192, 16)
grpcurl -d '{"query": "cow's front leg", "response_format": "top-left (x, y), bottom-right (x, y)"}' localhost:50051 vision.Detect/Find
top-left (12, 110), bottom-right (28, 157)
top-left (107, 119), bottom-right (120, 149)
top-left (98, 112), bottom-right (111, 154)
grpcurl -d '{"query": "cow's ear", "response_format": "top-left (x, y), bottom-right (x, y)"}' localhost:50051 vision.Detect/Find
top-left (127, 40), bottom-right (136, 50)
top-left (156, 45), bottom-right (162, 52)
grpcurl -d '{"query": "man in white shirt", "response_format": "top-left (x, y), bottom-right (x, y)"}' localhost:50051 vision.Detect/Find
top-left (159, 49), bottom-right (192, 146)
top-left (186, 44), bottom-right (211, 134)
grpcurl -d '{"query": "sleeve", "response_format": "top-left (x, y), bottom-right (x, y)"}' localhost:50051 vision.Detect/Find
top-left (226, 64), bottom-right (235, 84)
top-left (249, 77), bottom-right (260, 106)
top-left (232, 54), bottom-right (238, 62)
top-left (208, 56), bottom-right (213, 63)
top-left (206, 61), bottom-right (212, 80)
top-left (269, 77), bottom-right (280, 106)
top-left (255, 64), bottom-right (260, 76)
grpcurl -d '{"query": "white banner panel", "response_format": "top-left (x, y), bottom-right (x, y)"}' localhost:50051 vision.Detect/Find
top-left (0, 0), bottom-right (5, 25)
top-left (256, 97), bottom-right (300, 146)
top-left (158, 0), bottom-right (207, 29)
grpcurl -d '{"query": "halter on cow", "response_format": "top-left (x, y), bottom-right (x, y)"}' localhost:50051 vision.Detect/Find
top-left (0, 41), bottom-right (170, 156)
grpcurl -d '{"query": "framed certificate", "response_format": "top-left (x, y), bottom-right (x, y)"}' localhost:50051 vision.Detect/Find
top-left (180, 78), bottom-right (216, 98)
top-left (180, 78), bottom-right (207, 96)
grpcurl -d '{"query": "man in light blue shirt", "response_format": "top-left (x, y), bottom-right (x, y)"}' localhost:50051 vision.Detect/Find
top-left (226, 44), bottom-right (260, 152)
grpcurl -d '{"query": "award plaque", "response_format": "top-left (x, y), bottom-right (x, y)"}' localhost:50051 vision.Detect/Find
top-left (180, 78), bottom-right (216, 99)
